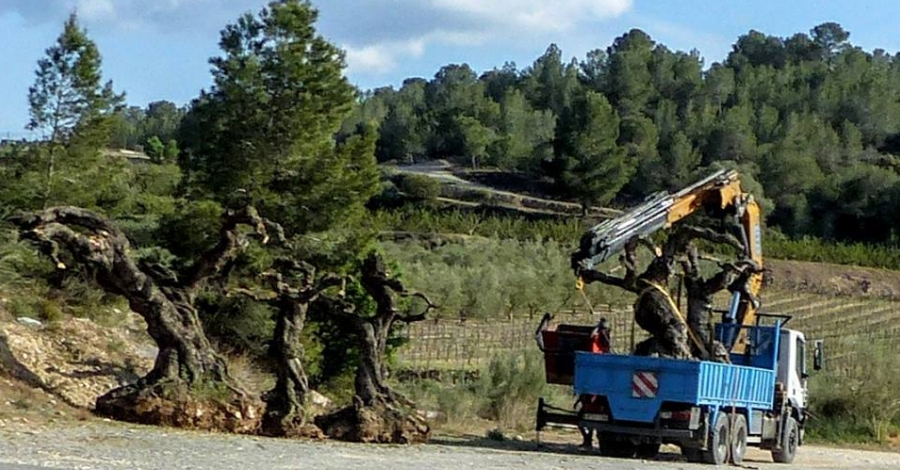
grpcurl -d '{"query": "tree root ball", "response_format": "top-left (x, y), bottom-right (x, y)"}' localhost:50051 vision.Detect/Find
top-left (259, 409), bottom-right (326, 439)
top-left (94, 382), bottom-right (263, 434)
top-left (314, 397), bottom-right (430, 444)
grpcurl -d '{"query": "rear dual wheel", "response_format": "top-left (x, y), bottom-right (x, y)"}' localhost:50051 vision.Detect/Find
top-left (695, 412), bottom-right (748, 465)
top-left (730, 414), bottom-right (748, 464)
top-left (702, 412), bottom-right (730, 465)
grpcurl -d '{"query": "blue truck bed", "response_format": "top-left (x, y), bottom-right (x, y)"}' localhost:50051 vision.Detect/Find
top-left (574, 353), bottom-right (776, 423)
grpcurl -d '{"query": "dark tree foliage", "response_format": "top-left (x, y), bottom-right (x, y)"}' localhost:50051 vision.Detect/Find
top-left (178, 0), bottom-right (378, 233)
top-left (358, 22), bottom-right (900, 244)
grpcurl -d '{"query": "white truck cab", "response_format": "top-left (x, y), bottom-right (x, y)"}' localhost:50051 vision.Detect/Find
top-left (778, 329), bottom-right (809, 411)
top-left (775, 328), bottom-right (823, 449)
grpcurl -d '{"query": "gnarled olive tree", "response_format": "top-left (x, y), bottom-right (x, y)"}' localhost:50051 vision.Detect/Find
top-left (12, 206), bottom-right (277, 432)
top-left (230, 258), bottom-right (341, 437)
top-left (315, 252), bottom-right (435, 443)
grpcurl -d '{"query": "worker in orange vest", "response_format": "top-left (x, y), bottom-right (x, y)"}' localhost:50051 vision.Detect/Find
top-left (590, 317), bottom-right (612, 353)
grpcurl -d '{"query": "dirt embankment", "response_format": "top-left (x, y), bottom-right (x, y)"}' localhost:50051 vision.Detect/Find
top-left (0, 302), bottom-right (154, 424)
top-left (767, 259), bottom-right (900, 299)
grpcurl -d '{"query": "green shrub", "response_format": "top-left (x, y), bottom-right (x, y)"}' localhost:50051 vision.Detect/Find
top-left (482, 350), bottom-right (547, 430)
top-left (808, 337), bottom-right (900, 443)
top-left (6, 296), bottom-right (37, 320)
top-left (36, 299), bottom-right (64, 323)
top-left (397, 174), bottom-right (441, 202)
top-left (156, 199), bottom-right (224, 260)
top-left (198, 294), bottom-right (275, 360)
top-left (395, 349), bottom-right (572, 432)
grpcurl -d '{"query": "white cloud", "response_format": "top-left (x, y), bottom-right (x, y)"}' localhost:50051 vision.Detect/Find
top-left (336, 0), bottom-right (632, 76)
top-left (0, 0), bottom-right (261, 33)
top-left (75, 0), bottom-right (115, 22)
top-left (4, 0), bottom-right (636, 77)
top-left (430, 0), bottom-right (632, 32)
top-left (342, 29), bottom-right (491, 75)
top-left (345, 38), bottom-right (426, 75)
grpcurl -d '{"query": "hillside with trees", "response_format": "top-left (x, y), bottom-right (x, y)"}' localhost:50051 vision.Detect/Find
top-left (4, 0), bottom-right (900, 447)
top-left (352, 23), bottom-right (900, 245)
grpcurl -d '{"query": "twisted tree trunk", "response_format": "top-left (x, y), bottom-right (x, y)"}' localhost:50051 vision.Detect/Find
top-left (264, 294), bottom-right (312, 434)
top-left (315, 253), bottom-right (435, 443)
top-left (12, 206), bottom-right (275, 433)
top-left (233, 260), bottom-right (341, 437)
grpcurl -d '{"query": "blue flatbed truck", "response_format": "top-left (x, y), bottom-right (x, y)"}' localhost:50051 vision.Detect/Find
top-left (536, 321), bottom-right (823, 465)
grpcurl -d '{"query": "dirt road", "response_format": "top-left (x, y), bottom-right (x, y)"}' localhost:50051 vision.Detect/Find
top-left (0, 422), bottom-right (897, 470)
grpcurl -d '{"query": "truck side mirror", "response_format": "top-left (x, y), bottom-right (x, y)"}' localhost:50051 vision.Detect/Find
top-left (813, 340), bottom-right (824, 371)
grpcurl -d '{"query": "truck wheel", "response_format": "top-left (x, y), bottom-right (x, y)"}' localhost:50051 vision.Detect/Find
top-left (636, 442), bottom-right (660, 459)
top-left (703, 412), bottom-right (730, 465)
top-left (598, 434), bottom-right (635, 458)
top-left (730, 414), bottom-right (748, 464)
top-left (772, 417), bottom-right (799, 464)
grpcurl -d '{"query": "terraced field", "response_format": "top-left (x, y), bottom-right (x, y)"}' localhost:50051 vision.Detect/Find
top-left (757, 290), bottom-right (899, 339)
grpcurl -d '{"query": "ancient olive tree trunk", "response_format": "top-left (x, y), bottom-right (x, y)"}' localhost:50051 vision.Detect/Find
top-left (232, 259), bottom-right (341, 437)
top-left (315, 253), bottom-right (435, 443)
top-left (12, 206), bottom-right (275, 432)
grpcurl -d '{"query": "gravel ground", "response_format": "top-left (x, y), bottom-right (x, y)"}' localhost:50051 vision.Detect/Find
top-left (0, 422), bottom-right (899, 470)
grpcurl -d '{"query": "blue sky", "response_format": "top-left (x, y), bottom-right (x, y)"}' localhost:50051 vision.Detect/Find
top-left (0, 0), bottom-right (897, 139)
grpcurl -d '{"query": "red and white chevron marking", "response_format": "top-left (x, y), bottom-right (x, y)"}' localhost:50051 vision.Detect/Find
top-left (632, 371), bottom-right (658, 398)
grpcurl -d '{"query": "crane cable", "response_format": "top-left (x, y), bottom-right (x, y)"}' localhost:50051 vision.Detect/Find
top-left (574, 276), bottom-right (596, 315)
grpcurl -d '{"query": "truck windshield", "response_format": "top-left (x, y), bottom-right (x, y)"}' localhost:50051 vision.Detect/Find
top-left (796, 337), bottom-right (806, 378)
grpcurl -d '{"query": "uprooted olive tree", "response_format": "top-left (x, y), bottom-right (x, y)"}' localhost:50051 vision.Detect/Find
top-left (11, 206), bottom-right (278, 432)
top-left (230, 258), bottom-right (342, 437)
top-left (315, 252), bottom-right (436, 443)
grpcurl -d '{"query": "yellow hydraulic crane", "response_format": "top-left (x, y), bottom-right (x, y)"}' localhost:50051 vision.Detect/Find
top-left (570, 169), bottom-right (763, 353)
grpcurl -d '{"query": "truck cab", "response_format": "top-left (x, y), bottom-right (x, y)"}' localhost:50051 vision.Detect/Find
top-left (779, 329), bottom-right (808, 413)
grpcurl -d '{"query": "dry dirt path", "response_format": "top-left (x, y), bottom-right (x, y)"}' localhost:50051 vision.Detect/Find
top-left (0, 422), bottom-right (897, 470)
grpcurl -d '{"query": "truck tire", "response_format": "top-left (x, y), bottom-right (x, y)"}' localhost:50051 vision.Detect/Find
top-left (730, 414), bottom-right (748, 464)
top-left (772, 417), bottom-right (799, 464)
top-left (703, 412), bottom-right (730, 465)
top-left (636, 442), bottom-right (660, 459)
top-left (598, 433), bottom-right (635, 458)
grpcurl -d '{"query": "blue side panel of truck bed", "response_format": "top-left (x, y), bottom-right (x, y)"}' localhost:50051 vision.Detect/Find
top-left (574, 352), bottom-right (776, 423)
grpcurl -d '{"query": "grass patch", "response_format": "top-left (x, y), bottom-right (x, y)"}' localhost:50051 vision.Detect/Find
top-left (807, 337), bottom-right (900, 444)
top-left (222, 351), bottom-right (274, 397)
top-left (189, 378), bottom-right (233, 403)
top-left (397, 349), bottom-right (574, 434)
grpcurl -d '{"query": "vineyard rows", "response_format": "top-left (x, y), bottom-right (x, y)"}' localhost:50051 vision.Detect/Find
top-left (396, 288), bottom-right (900, 373)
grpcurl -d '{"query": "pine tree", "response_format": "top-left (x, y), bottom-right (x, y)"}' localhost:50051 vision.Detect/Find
top-left (551, 91), bottom-right (632, 210)
top-left (179, 0), bottom-right (377, 232)
top-left (23, 12), bottom-right (124, 210)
